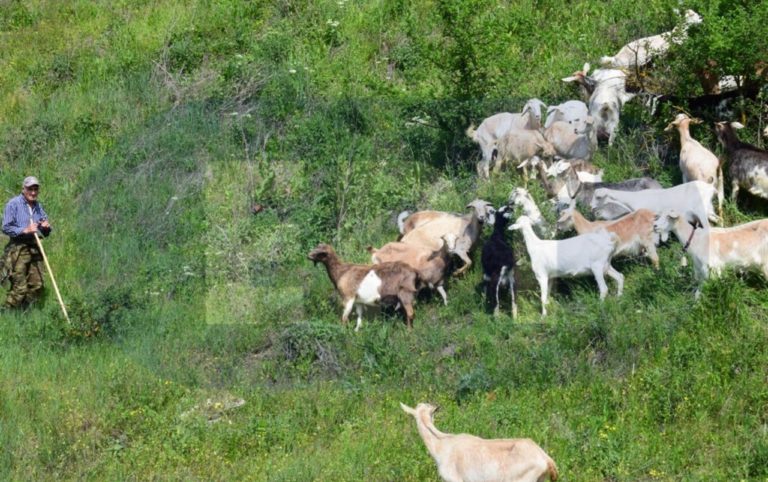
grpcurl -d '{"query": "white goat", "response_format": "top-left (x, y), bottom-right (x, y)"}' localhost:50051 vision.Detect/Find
top-left (466, 99), bottom-right (547, 166)
top-left (653, 209), bottom-right (768, 298)
top-left (591, 180), bottom-right (719, 226)
top-left (588, 68), bottom-right (635, 146)
top-left (509, 215), bottom-right (623, 316)
top-left (544, 100), bottom-right (590, 131)
top-left (400, 402), bottom-right (559, 482)
top-left (600, 9), bottom-right (702, 69)
top-left (544, 159), bottom-right (603, 183)
top-left (665, 113), bottom-right (723, 216)
top-left (508, 187), bottom-right (550, 236)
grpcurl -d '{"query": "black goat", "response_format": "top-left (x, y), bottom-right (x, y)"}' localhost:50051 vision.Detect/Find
top-left (481, 205), bottom-right (517, 318)
top-left (714, 121), bottom-right (768, 203)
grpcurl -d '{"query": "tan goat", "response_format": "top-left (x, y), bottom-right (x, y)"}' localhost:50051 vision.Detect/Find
top-left (557, 206), bottom-right (660, 269)
top-left (399, 200), bottom-right (494, 276)
top-left (308, 244), bottom-right (418, 331)
top-left (367, 234), bottom-right (457, 305)
top-left (653, 210), bottom-right (768, 298)
top-left (665, 114), bottom-right (724, 217)
top-left (400, 402), bottom-right (558, 482)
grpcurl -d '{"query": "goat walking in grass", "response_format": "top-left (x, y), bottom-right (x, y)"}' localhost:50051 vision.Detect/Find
top-left (481, 205), bottom-right (517, 318)
top-left (400, 402), bottom-right (558, 482)
top-left (308, 244), bottom-right (418, 331)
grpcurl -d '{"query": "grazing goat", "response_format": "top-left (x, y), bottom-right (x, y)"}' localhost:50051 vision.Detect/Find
top-left (557, 206), bottom-right (660, 268)
top-left (591, 180), bottom-right (719, 225)
top-left (399, 200), bottom-right (494, 276)
top-left (492, 128), bottom-right (557, 180)
top-left (368, 234), bottom-right (457, 306)
top-left (400, 402), bottom-right (558, 482)
top-left (653, 209), bottom-right (768, 298)
top-left (714, 121), bottom-right (768, 203)
top-left (308, 244), bottom-right (418, 331)
top-left (509, 215), bottom-right (623, 316)
top-left (466, 99), bottom-right (548, 167)
top-left (599, 9), bottom-right (702, 69)
top-left (665, 114), bottom-right (724, 215)
top-left (481, 205), bottom-right (517, 318)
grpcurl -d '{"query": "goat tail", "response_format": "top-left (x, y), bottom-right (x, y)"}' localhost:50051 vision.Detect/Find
top-left (397, 211), bottom-right (411, 235)
top-left (599, 55), bottom-right (615, 67)
top-left (547, 457), bottom-right (559, 481)
top-left (465, 124), bottom-right (478, 141)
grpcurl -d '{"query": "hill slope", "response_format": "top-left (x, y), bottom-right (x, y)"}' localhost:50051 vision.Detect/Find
top-left (1, 0), bottom-right (767, 480)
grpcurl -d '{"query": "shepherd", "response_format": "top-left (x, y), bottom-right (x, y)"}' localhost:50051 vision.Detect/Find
top-left (1, 176), bottom-right (52, 309)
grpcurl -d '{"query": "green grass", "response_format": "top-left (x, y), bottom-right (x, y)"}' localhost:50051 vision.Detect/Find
top-left (1, 0), bottom-right (768, 480)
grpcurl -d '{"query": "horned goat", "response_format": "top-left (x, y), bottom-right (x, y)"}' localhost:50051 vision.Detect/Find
top-left (509, 215), bottom-right (623, 316)
top-left (308, 244), bottom-right (418, 331)
top-left (400, 402), bottom-right (558, 482)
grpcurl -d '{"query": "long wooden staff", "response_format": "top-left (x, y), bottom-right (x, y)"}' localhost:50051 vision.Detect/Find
top-left (26, 204), bottom-right (70, 324)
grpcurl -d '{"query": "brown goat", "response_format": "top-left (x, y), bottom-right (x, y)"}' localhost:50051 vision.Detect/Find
top-left (308, 243), bottom-right (418, 331)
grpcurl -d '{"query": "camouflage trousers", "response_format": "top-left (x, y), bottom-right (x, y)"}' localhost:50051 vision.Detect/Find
top-left (1, 242), bottom-right (44, 308)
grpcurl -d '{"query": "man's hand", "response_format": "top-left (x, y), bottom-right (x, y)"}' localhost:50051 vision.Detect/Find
top-left (39, 220), bottom-right (50, 230)
top-left (23, 222), bottom-right (38, 234)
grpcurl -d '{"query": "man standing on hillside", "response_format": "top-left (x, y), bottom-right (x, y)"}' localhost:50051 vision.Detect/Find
top-left (1, 176), bottom-right (52, 309)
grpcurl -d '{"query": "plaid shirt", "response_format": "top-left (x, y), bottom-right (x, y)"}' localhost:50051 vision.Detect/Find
top-left (2, 194), bottom-right (51, 240)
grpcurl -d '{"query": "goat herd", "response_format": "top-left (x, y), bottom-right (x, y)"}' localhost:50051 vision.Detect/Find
top-left (307, 10), bottom-right (768, 481)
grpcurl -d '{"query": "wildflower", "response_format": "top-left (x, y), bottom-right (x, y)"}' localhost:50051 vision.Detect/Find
top-left (288, 68), bottom-right (297, 74)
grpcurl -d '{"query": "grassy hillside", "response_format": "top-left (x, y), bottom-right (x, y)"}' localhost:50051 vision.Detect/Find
top-left (1, 0), bottom-right (767, 480)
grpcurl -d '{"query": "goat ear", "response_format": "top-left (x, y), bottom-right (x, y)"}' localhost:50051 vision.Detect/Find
top-left (731, 122), bottom-right (745, 130)
top-left (691, 117), bottom-right (703, 125)
top-left (400, 402), bottom-right (416, 415)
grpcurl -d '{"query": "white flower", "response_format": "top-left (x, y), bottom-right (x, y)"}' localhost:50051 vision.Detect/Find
top-left (288, 68), bottom-right (297, 74)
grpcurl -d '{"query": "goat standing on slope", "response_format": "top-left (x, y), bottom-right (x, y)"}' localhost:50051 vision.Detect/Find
top-left (665, 114), bottom-right (723, 217)
top-left (481, 205), bottom-right (517, 318)
top-left (510, 215), bottom-right (623, 316)
top-left (653, 210), bottom-right (768, 298)
top-left (400, 402), bottom-right (558, 482)
top-left (368, 234), bottom-right (457, 306)
top-left (308, 244), bottom-right (418, 331)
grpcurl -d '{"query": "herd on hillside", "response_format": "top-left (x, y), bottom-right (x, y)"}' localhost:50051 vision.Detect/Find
top-left (309, 8), bottom-right (768, 335)
top-left (306, 10), bottom-right (767, 482)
